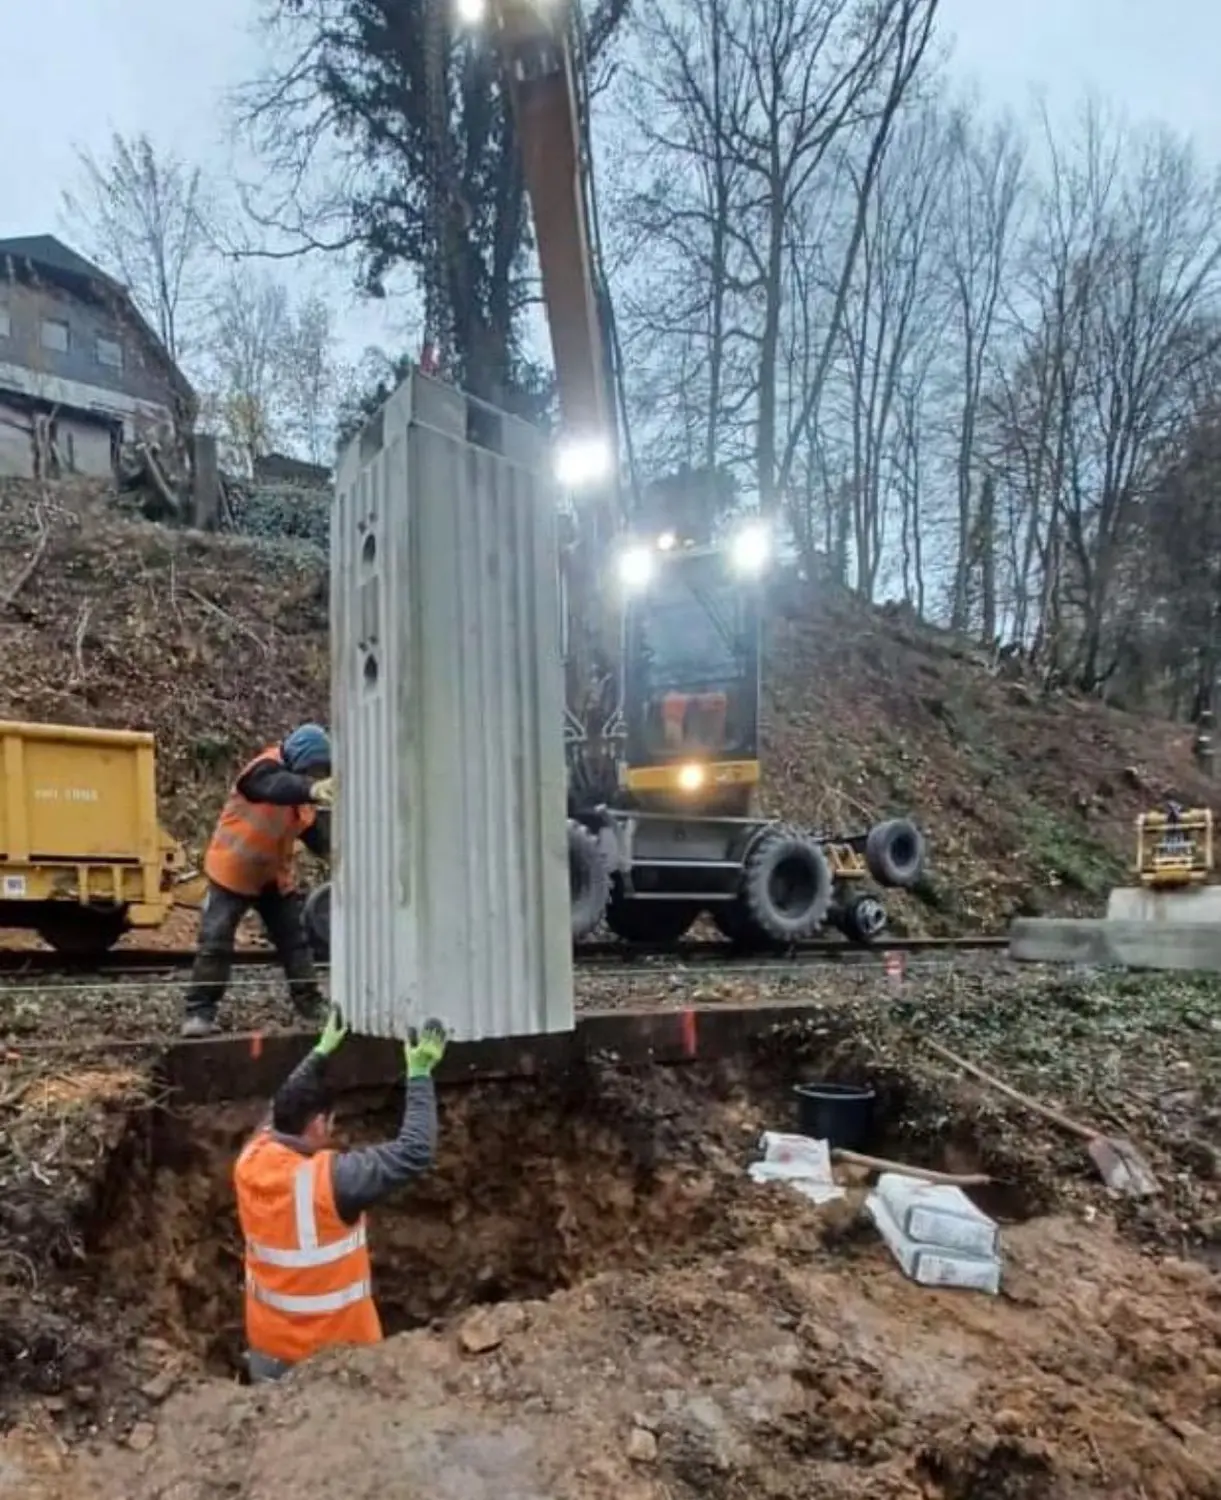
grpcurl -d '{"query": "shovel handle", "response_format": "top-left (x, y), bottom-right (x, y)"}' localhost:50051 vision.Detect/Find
top-left (924, 1039), bottom-right (1097, 1141)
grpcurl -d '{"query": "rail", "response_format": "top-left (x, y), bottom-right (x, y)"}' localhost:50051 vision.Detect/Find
top-left (0, 933), bottom-right (1010, 978)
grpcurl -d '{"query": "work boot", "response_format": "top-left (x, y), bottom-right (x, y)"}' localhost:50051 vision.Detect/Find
top-left (181, 1012), bottom-right (219, 1039)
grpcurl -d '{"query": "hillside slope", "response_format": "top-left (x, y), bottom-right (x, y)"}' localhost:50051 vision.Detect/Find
top-left (0, 477), bottom-right (1209, 929)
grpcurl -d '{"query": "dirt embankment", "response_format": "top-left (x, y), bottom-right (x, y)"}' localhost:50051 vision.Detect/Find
top-left (0, 475), bottom-right (1211, 929)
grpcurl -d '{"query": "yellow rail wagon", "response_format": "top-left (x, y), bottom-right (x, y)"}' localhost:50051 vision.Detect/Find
top-left (0, 721), bottom-right (203, 953)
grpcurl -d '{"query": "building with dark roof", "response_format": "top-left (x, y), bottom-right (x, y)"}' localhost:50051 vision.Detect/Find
top-left (0, 234), bottom-right (196, 479)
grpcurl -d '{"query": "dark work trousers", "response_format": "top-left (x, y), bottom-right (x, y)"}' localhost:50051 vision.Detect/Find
top-left (183, 881), bottom-right (324, 1022)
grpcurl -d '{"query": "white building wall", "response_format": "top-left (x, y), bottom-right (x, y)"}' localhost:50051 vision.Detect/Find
top-left (331, 371), bottom-right (573, 1041)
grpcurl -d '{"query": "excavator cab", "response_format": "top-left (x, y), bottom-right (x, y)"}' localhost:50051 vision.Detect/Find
top-left (616, 523), bottom-right (769, 813)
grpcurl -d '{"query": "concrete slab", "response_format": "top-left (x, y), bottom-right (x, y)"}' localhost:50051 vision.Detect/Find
top-left (1105, 884), bottom-right (1221, 925)
top-left (1010, 918), bottom-right (1221, 973)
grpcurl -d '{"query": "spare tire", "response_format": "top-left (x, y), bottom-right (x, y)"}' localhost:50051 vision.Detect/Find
top-left (865, 819), bottom-right (926, 888)
top-left (569, 820), bottom-right (610, 940)
top-left (742, 825), bottom-right (832, 942)
top-left (303, 881), bottom-right (331, 961)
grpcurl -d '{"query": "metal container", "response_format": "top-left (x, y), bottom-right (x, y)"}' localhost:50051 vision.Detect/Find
top-left (0, 719), bottom-right (185, 944)
top-left (331, 371), bottom-right (573, 1040)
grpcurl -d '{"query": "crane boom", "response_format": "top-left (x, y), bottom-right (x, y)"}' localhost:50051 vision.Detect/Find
top-left (493, 0), bottom-right (615, 456)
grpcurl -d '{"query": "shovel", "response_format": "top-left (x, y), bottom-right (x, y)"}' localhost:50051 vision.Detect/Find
top-left (924, 1039), bottom-right (1159, 1199)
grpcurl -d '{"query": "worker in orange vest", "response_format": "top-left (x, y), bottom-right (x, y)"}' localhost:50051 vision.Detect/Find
top-left (235, 1008), bottom-right (448, 1383)
top-left (181, 724), bottom-right (334, 1038)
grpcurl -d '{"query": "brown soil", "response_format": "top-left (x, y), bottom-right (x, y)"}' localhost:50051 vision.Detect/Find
top-left (2, 1056), bottom-right (1219, 1500)
top-left (0, 476), bottom-right (1212, 935)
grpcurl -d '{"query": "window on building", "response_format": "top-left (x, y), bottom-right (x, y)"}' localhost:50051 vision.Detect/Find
top-left (0, 306), bottom-right (9, 339)
top-left (40, 318), bottom-right (69, 353)
top-left (96, 336), bottom-right (123, 370)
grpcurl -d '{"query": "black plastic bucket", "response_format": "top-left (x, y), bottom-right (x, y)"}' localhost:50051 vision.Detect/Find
top-left (793, 1081), bottom-right (876, 1151)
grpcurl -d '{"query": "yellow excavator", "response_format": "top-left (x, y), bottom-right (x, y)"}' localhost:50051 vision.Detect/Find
top-left (307, 0), bottom-right (929, 956)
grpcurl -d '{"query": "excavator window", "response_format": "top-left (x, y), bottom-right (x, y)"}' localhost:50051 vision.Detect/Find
top-left (625, 551), bottom-right (761, 763)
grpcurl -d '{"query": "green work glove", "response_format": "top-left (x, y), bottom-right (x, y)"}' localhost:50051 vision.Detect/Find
top-left (404, 1018), bottom-right (448, 1079)
top-left (313, 1005), bottom-right (348, 1058)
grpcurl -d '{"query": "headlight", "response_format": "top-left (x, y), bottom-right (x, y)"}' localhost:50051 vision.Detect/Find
top-left (454, 0), bottom-right (486, 22)
top-left (617, 545), bottom-right (656, 590)
top-left (556, 435), bottom-right (613, 488)
top-left (657, 530), bottom-right (677, 551)
top-left (730, 521), bottom-right (770, 574)
top-left (677, 763), bottom-right (706, 792)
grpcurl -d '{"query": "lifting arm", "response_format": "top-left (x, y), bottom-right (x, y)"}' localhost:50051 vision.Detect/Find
top-left (490, 0), bottom-right (617, 469)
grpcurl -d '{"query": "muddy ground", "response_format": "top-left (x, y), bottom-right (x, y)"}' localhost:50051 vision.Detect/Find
top-left (0, 963), bottom-right (1219, 1496)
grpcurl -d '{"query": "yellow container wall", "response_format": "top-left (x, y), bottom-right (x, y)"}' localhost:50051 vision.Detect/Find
top-left (0, 722), bottom-right (159, 863)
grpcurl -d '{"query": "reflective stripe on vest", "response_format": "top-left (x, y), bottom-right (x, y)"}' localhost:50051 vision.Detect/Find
top-left (244, 1155), bottom-right (369, 1315)
top-left (247, 1279), bottom-right (373, 1316)
top-left (206, 746), bottom-right (310, 893)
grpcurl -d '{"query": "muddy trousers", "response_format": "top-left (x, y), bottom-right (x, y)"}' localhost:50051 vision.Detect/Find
top-left (183, 881), bottom-right (324, 1022)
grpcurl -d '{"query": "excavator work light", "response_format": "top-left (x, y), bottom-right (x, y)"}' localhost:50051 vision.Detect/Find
top-left (729, 521), bottom-right (770, 575)
top-left (617, 544), bottom-right (656, 591)
top-left (677, 762), bottom-right (706, 792)
top-left (555, 434), bottom-right (613, 488)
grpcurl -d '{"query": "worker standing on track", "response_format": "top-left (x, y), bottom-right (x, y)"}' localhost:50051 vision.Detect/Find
top-left (234, 1008), bottom-right (448, 1382)
top-left (181, 724), bottom-right (334, 1038)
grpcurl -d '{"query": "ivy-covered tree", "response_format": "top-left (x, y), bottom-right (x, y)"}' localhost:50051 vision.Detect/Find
top-left (240, 0), bottom-right (627, 413)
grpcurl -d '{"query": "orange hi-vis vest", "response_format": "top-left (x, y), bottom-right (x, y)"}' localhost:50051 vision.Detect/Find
top-left (234, 1131), bottom-right (382, 1367)
top-left (204, 745), bottom-right (317, 896)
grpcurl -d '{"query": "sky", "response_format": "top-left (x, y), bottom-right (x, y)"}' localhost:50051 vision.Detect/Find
top-left (2, 0), bottom-right (1219, 367)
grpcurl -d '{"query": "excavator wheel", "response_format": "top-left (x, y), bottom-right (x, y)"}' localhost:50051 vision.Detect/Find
top-left (36, 905), bottom-right (128, 956)
top-left (303, 882), bottom-right (331, 961)
top-left (605, 894), bottom-right (700, 945)
top-left (741, 825), bottom-right (832, 942)
top-left (864, 819), bottom-right (926, 889)
top-left (569, 820), bottom-right (611, 940)
top-left (840, 893), bottom-right (888, 945)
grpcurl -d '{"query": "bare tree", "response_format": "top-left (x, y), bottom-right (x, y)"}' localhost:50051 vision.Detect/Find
top-left (938, 106), bottom-right (1026, 636)
top-left (613, 0), bottom-right (939, 518)
top-left (984, 102), bottom-right (1221, 691)
top-left (202, 269), bottom-right (293, 472)
top-left (61, 132), bottom-right (211, 362)
top-left (281, 295), bottom-right (340, 465)
top-left (834, 104), bottom-right (946, 597)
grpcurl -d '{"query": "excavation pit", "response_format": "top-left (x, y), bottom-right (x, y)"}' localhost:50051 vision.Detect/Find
top-left (73, 1053), bottom-right (1044, 1391)
top-left (8, 1041), bottom-right (1221, 1500)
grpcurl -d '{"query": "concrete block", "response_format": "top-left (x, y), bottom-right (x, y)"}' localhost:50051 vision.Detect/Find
top-left (1010, 918), bottom-right (1221, 973)
top-left (1106, 884), bottom-right (1221, 925)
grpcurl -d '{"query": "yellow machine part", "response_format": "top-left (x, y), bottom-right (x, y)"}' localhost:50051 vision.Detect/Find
top-left (623, 759), bottom-right (761, 795)
top-left (822, 842), bottom-right (869, 882)
top-left (1135, 807), bottom-right (1214, 889)
top-left (0, 719), bottom-right (187, 928)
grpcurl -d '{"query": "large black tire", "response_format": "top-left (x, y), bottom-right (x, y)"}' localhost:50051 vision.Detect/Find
top-left (865, 819), bottom-right (926, 889)
top-left (840, 892), bottom-right (888, 945)
top-left (36, 905), bottom-right (128, 956)
top-left (605, 895), bottom-right (700, 945)
top-left (569, 820), bottom-right (610, 940)
top-left (742, 825), bottom-right (832, 942)
top-left (303, 882), bottom-right (331, 961)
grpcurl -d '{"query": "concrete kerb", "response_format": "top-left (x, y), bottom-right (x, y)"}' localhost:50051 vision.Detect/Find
top-left (1009, 916), bottom-right (1221, 973)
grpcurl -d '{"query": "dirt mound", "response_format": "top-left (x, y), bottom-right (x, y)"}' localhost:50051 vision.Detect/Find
top-left (0, 476), bottom-right (326, 852)
top-left (762, 595), bottom-right (1214, 930)
top-left (0, 475), bottom-right (1211, 920)
top-left (22, 1164), bottom-right (1221, 1499)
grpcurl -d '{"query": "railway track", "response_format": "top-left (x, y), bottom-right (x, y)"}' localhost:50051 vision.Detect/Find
top-left (0, 933), bottom-right (1010, 978)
